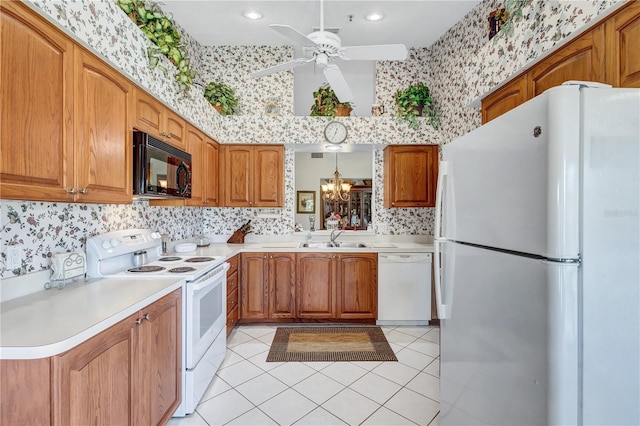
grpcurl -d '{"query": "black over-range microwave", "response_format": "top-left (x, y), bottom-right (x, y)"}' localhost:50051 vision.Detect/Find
top-left (133, 131), bottom-right (192, 199)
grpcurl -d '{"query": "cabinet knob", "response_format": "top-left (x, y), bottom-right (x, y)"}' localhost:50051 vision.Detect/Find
top-left (142, 313), bottom-right (151, 321)
top-left (80, 188), bottom-right (89, 195)
top-left (270, 255), bottom-right (273, 259)
top-left (264, 255), bottom-right (267, 259)
top-left (67, 188), bottom-right (78, 194)
top-left (135, 318), bottom-right (142, 325)
top-left (230, 300), bottom-right (235, 305)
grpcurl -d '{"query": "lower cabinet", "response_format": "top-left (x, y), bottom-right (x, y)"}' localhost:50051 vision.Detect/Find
top-left (227, 255), bottom-right (239, 334)
top-left (238, 252), bottom-right (377, 321)
top-left (0, 289), bottom-right (182, 426)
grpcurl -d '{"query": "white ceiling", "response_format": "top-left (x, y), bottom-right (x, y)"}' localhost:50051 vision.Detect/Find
top-left (159, 1), bottom-right (482, 48)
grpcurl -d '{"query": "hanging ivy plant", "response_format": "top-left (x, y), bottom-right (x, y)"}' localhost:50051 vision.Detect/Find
top-left (116, 0), bottom-right (195, 94)
top-left (499, 0), bottom-right (533, 36)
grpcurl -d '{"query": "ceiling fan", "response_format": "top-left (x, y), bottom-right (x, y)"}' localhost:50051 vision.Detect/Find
top-left (250, 0), bottom-right (408, 103)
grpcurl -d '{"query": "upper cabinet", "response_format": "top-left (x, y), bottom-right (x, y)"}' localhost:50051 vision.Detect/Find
top-left (185, 127), bottom-right (219, 207)
top-left (1, 1), bottom-right (131, 204)
top-left (605, 1), bottom-right (640, 88)
top-left (482, 2), bottom-right (640, 123)
top-left (383, 145), bottom-right (439, 208)
top-left (221, 145), bottom-right (284, 207)
top-left (133, 88), bottom-right (186, 149)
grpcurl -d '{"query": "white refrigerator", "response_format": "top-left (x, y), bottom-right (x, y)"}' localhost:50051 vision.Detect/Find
top-left (434, 82), bottom-right (639, 425)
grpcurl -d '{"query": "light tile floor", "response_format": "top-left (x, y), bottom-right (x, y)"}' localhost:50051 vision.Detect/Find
top-left (169, 325), bottom-right (440, 426)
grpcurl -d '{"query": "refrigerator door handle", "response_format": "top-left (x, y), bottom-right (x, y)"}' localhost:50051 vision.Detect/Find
top-left (433, 240), bottom-right (447, 319)
top-left (434, 161), bottom-right (449, 240)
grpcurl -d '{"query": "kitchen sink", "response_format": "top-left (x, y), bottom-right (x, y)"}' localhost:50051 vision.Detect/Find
top-left (299, 242), bottom-right (368, 248)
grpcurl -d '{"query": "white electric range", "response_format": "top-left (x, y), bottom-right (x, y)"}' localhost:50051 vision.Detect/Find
top-left (86, 229), bottom-right (229, 417)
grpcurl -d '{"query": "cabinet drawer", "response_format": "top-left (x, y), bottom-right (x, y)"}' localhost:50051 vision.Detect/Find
top-left (227, 255), bottom-right (239, 276)
top-left (226, 305), bottom-right (238, 335)
top-left (227, 270), bottom-right (238, 295)
top-left (227, 287), bottom-right (238, 313)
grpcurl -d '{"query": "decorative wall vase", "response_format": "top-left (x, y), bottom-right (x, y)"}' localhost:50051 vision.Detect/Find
top-left (488, 8), bottom-right (508, 40)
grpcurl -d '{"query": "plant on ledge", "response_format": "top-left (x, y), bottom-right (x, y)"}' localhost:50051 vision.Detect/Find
top-left (116, 0), bottom-right (195, 94)
top-left (394, 82), bottom-right (439, 130)
top-left (310, 84), bottom-right (352, 117)
top-left (204, 81), bottom-right (238, 115)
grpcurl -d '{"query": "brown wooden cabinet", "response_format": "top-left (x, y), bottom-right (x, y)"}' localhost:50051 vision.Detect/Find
top-left (605, 1), bottom-right (640, 88)
top-left (221, 145), bottom-right (284, 207)
top-left (240, 252), bottom-right (296, 320)
top-left (74, 48), bottom-right (133, 204)
top-left (52, 289), bottom-right (181, 426)
top-left (0, 289), bottom-right (181, 426)
top-left (481, 77), bottom-right (528, 124)
top-left (482, 2), bottom-right (640, 123)
top-left (268, 253), bottom-right (296, 319)
top-left (185, 126), bottom-right (206, 207)
top-left (296, 252), bottom-right (336, 319)
top-left (383, 145), bottom-right (439, 208)
top-left (133, 88), bottom-right (186, 149)
top-left (227, 255), bottom-right (239, 335)
top-left (204, 139), bottom-right (220, 206)
top-left (336, 253), bottom-right (377, 319)
top-left (1, 1), bottom-right (131, 204)
top-left (296, 252), bottom-right (377, 320)
top-left (240, 253), bottom-right (269, 319)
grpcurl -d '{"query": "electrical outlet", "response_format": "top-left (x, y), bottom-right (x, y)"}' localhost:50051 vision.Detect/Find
top-left (7, 246), bottom-right (22, 269)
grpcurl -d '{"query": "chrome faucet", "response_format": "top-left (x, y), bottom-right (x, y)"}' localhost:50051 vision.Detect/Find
top-left (330, 230), bottom-right (344, 246)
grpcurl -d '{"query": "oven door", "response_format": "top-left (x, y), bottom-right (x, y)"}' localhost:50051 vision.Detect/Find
top-left (185, 263), bottom-right (229, 368)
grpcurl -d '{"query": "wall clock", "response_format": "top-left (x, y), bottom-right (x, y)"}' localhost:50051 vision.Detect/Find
top-left (324, 121), bottom-right (348, 144)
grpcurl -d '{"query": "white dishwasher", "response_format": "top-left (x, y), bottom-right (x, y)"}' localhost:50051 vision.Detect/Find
top-left (377, 252), bottom-right (432, 325)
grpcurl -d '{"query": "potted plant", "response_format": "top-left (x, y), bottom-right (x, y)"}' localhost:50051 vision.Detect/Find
top-left (310, 84), bottom-right (352, 117)
top-left (116, 0), bottom-right (195, 94)
top-left (394, 82), bottom-right (439, 130)
top-left (204, 82), bottom-right (238, 115)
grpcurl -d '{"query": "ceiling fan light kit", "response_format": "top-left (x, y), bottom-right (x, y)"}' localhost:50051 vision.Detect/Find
top-left (250, 0), bottom-right (407, 104)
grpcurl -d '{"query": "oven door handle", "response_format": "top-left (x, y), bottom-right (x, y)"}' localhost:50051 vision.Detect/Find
top-left (190, 263), bottom-right (230, 291)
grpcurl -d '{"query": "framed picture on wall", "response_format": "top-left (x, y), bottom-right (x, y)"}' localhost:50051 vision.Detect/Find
top-left (296, 190), bottom-right (316, 214)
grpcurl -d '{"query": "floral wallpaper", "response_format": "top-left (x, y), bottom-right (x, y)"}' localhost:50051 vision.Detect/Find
top-left (2, 0), bottom-right (624, 279)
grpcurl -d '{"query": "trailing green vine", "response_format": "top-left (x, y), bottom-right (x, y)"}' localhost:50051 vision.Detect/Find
top-left (116, 0), bottom-right (195, 94)
top-left (499, 0), bottom-right (533, 36)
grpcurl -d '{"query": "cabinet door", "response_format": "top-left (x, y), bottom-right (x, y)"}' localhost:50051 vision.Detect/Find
top-left (269, 253), bottom-right (296, 319)
top-left (204, 139), bottom-right (219, 206)
top-left (0, 358), bottom-right (51, 426)
top-left (74, 48), bottom-right (132, 204)
top-left (1, 1), bottom-right (74, 202)
top-left (530, 25), bottom-right (606, 96)
top-left (253, 145), bottom-right (284, 207)
top-left (133, 88), bottom-right (163, 137)
top-left (164, 109), bottom-right (186, 149)
top-left (336, 253), bottom-right (378, 319)
top-left (137, 289), bottom-right (182, 426)
top-left (481, 77), bottom-right (528, 124)
top-left (241, 253), bottom-right (269, 319)
top-left (605, 1), bottom-right (640, 88)
top-left (223, 145), bottom-right (252, 207)
top-left (52, 313), bottom-right (137, 426)
top-left (186, 126), bottom-right (205, 206)
top-left (296, 253), bottom-right (336, 318)
top-left (384, 145), bottom-right (439, 208)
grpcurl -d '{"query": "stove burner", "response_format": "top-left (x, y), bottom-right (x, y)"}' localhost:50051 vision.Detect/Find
top-left (158, 256), bottom-right (182, 262)
top-left (184, 257), bottom-right (215, 263)
top-left (128, 265), bottom-right (165, 273)
top-left (169, 267), bottom-right (197, 273)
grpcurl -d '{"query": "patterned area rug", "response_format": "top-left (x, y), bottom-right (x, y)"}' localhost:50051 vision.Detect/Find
top-left (266, 326), bottom-right (397, 362)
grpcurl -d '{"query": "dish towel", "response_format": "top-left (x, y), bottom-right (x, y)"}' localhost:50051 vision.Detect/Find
top-left (50, 252), bottom-right (86, 281)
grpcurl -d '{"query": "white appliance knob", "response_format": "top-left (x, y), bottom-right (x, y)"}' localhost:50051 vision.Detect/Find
top-left (102, 240), bottom-right (112, 250)
top-left (110, 239), bottom-right (120, 248)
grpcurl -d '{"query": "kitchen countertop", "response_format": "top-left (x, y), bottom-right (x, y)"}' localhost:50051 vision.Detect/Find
top-left (0, 276), bottom-right (184, 360)
top-left (0, 235), bottom-right (432, 360)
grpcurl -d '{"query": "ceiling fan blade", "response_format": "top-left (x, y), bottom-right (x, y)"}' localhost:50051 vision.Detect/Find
top-left (269, 24), bottom-right (318, 47)
top-left (341, 44), bottom-right (408, 61)
top-left (323, 64), bottom-right (354, 103)
top-left (251, 58), bottom-right (312, 78)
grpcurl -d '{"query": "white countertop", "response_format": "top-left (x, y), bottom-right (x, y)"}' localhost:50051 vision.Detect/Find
top-left (0, 277), bottom-right (184, 359)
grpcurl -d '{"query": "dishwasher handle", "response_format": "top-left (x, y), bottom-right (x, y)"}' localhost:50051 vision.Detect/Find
top-left (379, 253), bottom-right (431, 263)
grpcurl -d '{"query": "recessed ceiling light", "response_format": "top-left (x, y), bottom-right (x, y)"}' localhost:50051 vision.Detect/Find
top-left (365, 12), bottom-right (384, 22)
top-left (325, 144), bottom-right (342, 151)
top-left (242, 10), bottom-right (263, 20)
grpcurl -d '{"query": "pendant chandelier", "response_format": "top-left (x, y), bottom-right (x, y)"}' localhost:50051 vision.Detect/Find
top-left (321, 153), bottom-right (351, 202)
